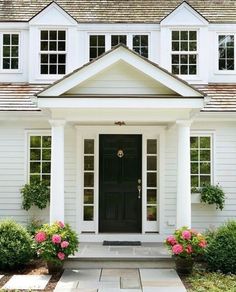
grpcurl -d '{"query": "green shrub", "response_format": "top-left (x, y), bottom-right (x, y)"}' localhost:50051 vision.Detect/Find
top-left (0, 219), bottom-right (33, 270)
top-left (205, 221), bottom-right (236, 274)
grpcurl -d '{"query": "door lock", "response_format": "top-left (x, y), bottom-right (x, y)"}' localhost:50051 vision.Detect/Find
top-left (137, 184), bottom-right (142, 199)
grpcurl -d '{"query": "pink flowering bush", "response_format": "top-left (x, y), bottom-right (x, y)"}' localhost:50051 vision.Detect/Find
top-left (34, 221), bottom-right (79, 265)
top-left (165, 226), bottom-right (207, 259)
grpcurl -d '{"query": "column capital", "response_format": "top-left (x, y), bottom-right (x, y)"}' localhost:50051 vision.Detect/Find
top-left (176, 120), bottom-right (192, 127)
top-left (49, 120), bottom-right (66, 127)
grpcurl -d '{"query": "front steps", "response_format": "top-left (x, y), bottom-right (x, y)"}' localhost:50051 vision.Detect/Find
top-left (64, 257), bottom-right (174, 269)
top-left (64, 242), bottom-right (174, 269)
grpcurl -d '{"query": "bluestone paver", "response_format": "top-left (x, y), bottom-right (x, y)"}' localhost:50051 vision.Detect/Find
top-left (3, 275), bottom-right (51, 290)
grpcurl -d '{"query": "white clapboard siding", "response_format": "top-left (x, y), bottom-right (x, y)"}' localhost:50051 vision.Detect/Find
top-left (191, 122), bottom-right (236, 231)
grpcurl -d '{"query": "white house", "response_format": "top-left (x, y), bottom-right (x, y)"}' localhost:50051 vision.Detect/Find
top-left (0, 0), bottom-right (236, 242)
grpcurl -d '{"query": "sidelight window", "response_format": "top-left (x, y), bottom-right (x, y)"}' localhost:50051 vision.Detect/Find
top-left (83, 139), bottom-right (95, 221)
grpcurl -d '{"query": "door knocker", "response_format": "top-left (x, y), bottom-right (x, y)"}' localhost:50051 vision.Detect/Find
top-left (117, 149), bottom-right (124, 158)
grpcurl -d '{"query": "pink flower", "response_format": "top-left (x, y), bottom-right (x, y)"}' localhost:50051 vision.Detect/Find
top-left (172, 244), bottom-right (184, 255)
top-left (199, 240), bottom-right (207, 248)
top-left (57, 221), bottom-right (65, 228)
top-left (52, 234), bottom-right (62, 244)
top-left (35, 231), bottom-right (47, 243)
top-left (182, 230), bottom-right (191, 240)
top-left (186, 245), bottom-right (193, 254)
top-left (166, 235), bottom-right (177, 246)
top-left (61, 241), bottom-right (69, 248)
top-left (57, 252), bottom-right (65, 260)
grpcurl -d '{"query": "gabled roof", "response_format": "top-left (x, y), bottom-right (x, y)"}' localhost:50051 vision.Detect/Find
top-left (37, 44), bottom-right (204, 98)
top-left (0, 0), bottom-right (236, 23)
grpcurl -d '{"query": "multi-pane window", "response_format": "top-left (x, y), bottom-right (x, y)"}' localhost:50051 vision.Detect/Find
top-left (40, 30), bottom-right (66, 75)
top-left (29, 135), bottom-right (51, 186)
top-left (89, 35), bottom-right (105, 61)
top-left (111, 35), bottom-right (127, 48)
top-left (172, 31), bottom-right (197, 75)
top-left (190, 136), bottom-right (212, 191)
top-left (218, 35), bottom-right (234, 71)
top-left (83, 139), bottom-right (95, 221)
top-left (146, 139), bottom-right (158, 222)
top-left (133, 35), bottom-right (148, 58)
top-left (2, 33), bottom-right (19, 70)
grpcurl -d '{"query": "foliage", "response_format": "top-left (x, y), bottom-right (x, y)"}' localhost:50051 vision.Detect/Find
top-left (34, 221), bottom-right (79, 265)
top-left (21, 181), bottom-right (50, 210)
top-left (185, 266), bottom-right (236, 292)
top-left (27, 218), bottom-right (43, 236)
top-left (205, 221), bottom-right (236, 274)
top-left (0, 219), bottom-right (33, 270)
top-left (200, 184), bottom-right (225, 210)
top-left (165, 226), bottom-right (207, 259)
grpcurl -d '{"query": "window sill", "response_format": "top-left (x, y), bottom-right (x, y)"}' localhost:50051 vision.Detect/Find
top-left (214, 70), bottom-right (236, 75)
top-left (0, 70), bottom-right (23, 74)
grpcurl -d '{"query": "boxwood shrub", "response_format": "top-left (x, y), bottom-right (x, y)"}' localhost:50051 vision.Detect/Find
top-left (205, 221), bottom-right (236, 274)
top-left (0, 219), bottom-right (33, 270)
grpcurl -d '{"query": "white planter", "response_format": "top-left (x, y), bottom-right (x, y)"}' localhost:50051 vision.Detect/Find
top-left (191, 193), bottom-right (201, 204)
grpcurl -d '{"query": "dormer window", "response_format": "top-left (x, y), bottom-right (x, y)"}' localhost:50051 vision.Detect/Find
top-left (40, 30), bottom-right (66, 75)
top-left (171, 30), bottom-right (197, 75)
top-left (111, 35), bottom-right (127, 47)
top-left (2, 33), bottom-right (19, 70)
top-left (133, 35), bottom-right (148, 58)
top-left (218, 35), bottom-right (234, 71)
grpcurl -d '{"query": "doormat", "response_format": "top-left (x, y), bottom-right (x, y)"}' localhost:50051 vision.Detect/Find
top-left (103, 241), bottom-right (141, 246)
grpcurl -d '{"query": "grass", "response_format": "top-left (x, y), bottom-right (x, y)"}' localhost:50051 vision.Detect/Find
top-left (184, 265), bottom-right (236, 292)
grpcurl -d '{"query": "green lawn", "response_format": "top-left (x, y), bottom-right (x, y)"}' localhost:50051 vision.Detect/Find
top-left (184, 266), bottom-right (236, 292)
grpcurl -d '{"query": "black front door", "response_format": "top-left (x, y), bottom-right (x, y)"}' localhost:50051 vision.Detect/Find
top-left (99, 134), bottom-right (142, 233)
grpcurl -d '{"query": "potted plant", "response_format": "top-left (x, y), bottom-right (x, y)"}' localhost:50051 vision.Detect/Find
top-left (200, 184), bottom-right (225, 210)
top-left (34, 221), bottom-right (79, 274)
top-left (165, 227), bottom-right (207, 275)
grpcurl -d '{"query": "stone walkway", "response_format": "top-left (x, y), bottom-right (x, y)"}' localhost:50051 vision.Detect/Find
top-left (54, 268), bottom-right (186, 292)
top-left (0, 269), bottom-right (186, 291)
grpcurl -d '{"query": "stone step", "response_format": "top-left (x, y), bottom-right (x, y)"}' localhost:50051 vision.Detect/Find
top-left (64, 257), bottom-right (174, 269)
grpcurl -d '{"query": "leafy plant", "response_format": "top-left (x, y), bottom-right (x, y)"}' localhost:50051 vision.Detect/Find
top-left (21, 181), bottom-right (50, 210)
top-left (27, 218), bottom-right (43, 236)
top-left (0, 219), bottom-right (33, 270)
top-left (205, 221), bottom-right (236, 274)
top-left (165, 226), bottom-right (207, 259)
top-left (34, 221), bottom-right (79, 265)
top-left (200, 184), bottom-right (225, 210)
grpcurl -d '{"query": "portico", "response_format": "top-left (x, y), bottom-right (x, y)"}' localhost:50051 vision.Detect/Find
top-left (37, 44), bottom-right (204, 241)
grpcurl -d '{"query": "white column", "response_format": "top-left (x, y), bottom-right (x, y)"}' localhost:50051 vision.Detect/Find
top-left (176, 120), bottom-right (191, 228)
top-left (49, 120), bottom-right (66, 224)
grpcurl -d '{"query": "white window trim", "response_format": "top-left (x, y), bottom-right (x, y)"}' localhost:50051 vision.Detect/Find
top-left (215, 32), bottom-right (236, 75)
top-left (25, 130), bottom-right (51, 184)
top-left (0, 31), bottom-right (21, 73)
top-left (170, 29), bottom-right (199, 77)
top-left (38, 28), bottom-right (68, 79)
top-left (190, 131), bottom-right (215, 189)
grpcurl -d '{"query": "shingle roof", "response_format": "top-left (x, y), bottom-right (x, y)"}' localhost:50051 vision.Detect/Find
top-left (0, 83), bottom-right (235, 113)
top-left (0, 0), bottom-right (236, 24)
top-left (0, 83), bottom-right (47, 111)
top-left (195, 84), bottom-right (236, 112)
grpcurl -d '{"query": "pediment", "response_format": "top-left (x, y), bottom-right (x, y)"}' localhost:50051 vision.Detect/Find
top-left (38, 45), bottom-right (203, 98)
top-left (161, 2), bottom-right (208, 26)
top-left (29, 2), bottom-right (77, 26)
top-left (66, 61), bottom-right (178, 96)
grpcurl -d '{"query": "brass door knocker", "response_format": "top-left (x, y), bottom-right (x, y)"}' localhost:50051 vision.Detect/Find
top-left (117, 149), bottom-right (124, 158)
